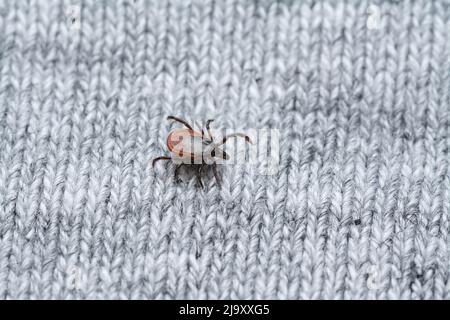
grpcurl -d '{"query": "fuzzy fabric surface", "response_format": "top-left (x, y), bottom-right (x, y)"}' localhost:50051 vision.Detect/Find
top-left (1, 0), bottom-right (450, 300)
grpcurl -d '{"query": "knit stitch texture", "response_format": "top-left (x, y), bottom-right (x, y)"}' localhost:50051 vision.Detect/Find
top-left (0, 0), bottom-right (450, 299)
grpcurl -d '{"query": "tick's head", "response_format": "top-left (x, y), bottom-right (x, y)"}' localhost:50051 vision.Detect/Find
top-left (211, 147), bottom-right (229, 160)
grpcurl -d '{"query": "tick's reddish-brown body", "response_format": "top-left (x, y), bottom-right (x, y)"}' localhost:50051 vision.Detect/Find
top-left (166, 128), bottom-right (202, 158)
top-left (153, 116), bottom-right (251, 188)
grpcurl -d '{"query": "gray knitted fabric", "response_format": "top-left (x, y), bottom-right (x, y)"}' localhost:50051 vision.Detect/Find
top-left (0, 0), bottom-right (450, 300)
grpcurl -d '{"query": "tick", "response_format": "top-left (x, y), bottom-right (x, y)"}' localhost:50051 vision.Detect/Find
top-left (152, 116), bottom-right (252, 188)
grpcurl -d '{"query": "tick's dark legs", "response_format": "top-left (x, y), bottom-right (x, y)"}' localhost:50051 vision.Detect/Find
top-left (206, 119), bottom-right (214, 141)
top-left (201, 119), bottom-right (215, 142)
top-left (212, 162), bottom-right (221, 188)
top-left (196, 165), bottom-right (204, 189)
top-left (152, 156), bottom-right (171, 167)
top-left (174, 164), bottom-right (183, 183)
top-left (167, 116), bottom-right (194, 131)
top-left (216, 133), bottom-right (252, 146)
